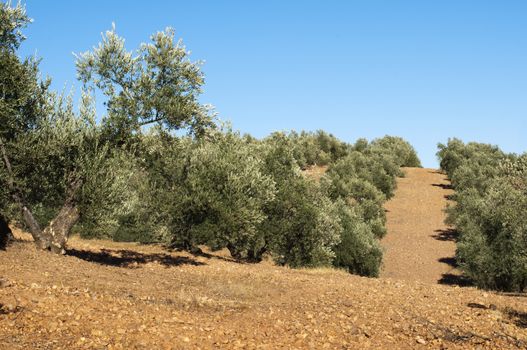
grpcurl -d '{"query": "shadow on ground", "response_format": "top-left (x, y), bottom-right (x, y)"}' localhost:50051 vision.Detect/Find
top-left (432, 183), bottom-right (453, 190)
top-left (468, 304), bottom-right (527, 329)
top-left (438, 273), bottom-right (472, 287)
top-left (439, 257), bottom-right (458, 268)
top-left (432, 229), bottom-right (459, 242)
top-left (505, 308), bottom-right (527, 328)
top-left (438, 255), bottom-right (473, 287)
top-left (67, 248), bottom-right (205, 268)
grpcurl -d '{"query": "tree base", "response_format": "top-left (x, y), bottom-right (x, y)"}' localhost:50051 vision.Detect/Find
top-left (0, 215), bottom-right (13, 250)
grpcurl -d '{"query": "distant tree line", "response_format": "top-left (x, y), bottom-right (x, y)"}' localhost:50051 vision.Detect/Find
top-left (0, 3), bottom-right (421, 277)
top-left (438, 139), bottom-right (527, 291)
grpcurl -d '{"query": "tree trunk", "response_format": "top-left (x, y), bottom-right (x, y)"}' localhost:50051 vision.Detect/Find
top-left (247, 246), bottom-right (267, 263)
top-left (22, 204), bottom-right (47, 247)
top-left (226, 242), bottom-right (245, 261)
top-left (1, 137), bottom-right (81, 253)
top-left (0, 137), bottom-right (45, 246)
top-left (42, 178), bottom-right (82, 254)
top-left (0, 214), bottom-right (12, 250)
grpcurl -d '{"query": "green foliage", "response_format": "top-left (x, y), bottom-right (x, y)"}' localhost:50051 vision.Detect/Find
top-left (369, 136), bottom-right (422, 168)
top-left (182, 131), bottom-right (276, 259)
top-left (0, 2), bottom-right (49, 143)
top-left (266, 175), bottom-right (341, 267)
top-left (9, 92), bottom-right (102, 221)
top-left (75, 25), bottom-right (214, 143)
top-left (0, 52), bottom-right (49, 142)
top-left (277, 130), bottom-right (350, 168)
top-left (438, 139), bottom-right (527, 291)
top-left (321, 153), bottom-right (389, 239)
top-left (119, 129), bottom-right (420, 274)
top-left (107, 130), bottom-right (195, 245)
top-left (324, 151), bottom-right (395, 199)
top-left (77, 148), bottom-right (141, 240)
top-left (332, 200), bottom-right (383, 277)
top-left (0, 3), bottom-right (38, 222)
top-left (144, 130), bottom-right (276, 260)
top-left (456, 178), bottom-right (527, 291)
top-left (1, 4), bottom-right (221, 251)
top-left (258, 136), bottom-right (341, 266)
top-left (437, 138), bottom-right (506, 193)
top-left (0, 2), bottom-right (30, 51)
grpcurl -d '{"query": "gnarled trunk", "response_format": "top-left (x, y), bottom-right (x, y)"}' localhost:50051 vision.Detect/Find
top-left (42, 201), bottom-right (79, 254)
top-left (247, 246), bottom-right (267, 263)
top-left (22, 205), bottom-right (47, 248)
top-left (41, 178), bottom-right (82, 254)
top-left (1, 138), bottom-right (82, 254)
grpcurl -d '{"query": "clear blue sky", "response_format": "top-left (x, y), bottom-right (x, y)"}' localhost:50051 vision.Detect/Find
top-left (18, 0), bottom-right (527, 167)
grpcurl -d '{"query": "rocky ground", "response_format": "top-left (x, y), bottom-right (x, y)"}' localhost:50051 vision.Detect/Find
top-left (1, 168), bottom-right (526, 349)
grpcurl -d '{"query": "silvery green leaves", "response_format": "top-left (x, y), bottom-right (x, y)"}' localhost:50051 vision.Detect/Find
top-left (0, 1), bottom-right (31, 51)
top-left (75, 25), bottom-right (214, 141)
top-left (438, 140), bottom-right (527, 291)
top-left (173, 130), bottom-right (276, 260)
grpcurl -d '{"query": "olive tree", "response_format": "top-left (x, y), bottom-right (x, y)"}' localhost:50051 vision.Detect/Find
top-left (180, 131), bottom-right (276, 260)
top-left (0, 2), bottom-right (54, 248)
top-left (369, 136), bottom-right (422, 168)
top-left (137, 129), bottom-right (276, 261)
top-left (75, 24), bottom-right (214, 144)
top-left (0, 2), bottom-right (214, 253)
top-left (258, 134), bottom-right (342, 266)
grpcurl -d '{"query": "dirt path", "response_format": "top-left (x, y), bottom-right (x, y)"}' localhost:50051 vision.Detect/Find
top-left (381, 167), bottom-right (462, 285)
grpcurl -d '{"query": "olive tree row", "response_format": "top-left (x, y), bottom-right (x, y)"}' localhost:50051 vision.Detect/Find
top-left (438, 139), bottom-right (527, 291)
top-left (1, 3), bottom-right (421, 279)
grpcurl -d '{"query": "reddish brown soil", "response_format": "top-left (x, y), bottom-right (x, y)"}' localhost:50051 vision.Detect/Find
top-left (302, 165), bottom-right (328, 181)
top-left (381, 168), bottom-right (463, 285)
top-left (1, 169), bottom-right (527, 349)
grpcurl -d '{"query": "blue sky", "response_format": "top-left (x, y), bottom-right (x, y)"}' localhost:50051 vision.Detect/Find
top-left (18, 0), bottom-right (527, 167)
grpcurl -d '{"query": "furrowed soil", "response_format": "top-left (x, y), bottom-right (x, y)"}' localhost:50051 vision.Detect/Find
top-left (1, 168), bottom-right (527, 349)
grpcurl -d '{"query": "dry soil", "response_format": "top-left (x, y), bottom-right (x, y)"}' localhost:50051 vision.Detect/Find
top-left (381, 167), bottom-right (463, 285)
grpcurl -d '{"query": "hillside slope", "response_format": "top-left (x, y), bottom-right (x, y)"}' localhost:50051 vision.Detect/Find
top-left (381, 168), bottom-right (463, 285)
top-left (1, 171), bottom-right (527, 349)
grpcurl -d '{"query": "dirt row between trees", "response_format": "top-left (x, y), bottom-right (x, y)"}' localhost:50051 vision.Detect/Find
top-left (381, 167), bottom-right (464, 285)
